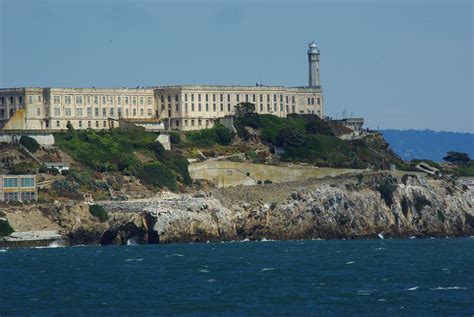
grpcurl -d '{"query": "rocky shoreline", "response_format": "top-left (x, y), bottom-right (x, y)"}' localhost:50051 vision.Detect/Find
top-left (1, 175), bottom-right (473, 248)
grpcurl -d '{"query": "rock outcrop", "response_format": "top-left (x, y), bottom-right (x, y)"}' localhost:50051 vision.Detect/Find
top-left (2, 175), bottom-right (473, 247)
top-left (99, 175), bottom-right (473, 243)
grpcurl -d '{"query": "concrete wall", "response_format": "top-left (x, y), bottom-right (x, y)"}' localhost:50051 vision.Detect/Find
top-left (0, 131), bottom-right (55, 146)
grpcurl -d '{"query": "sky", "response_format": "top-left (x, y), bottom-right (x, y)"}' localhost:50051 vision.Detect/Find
top-left (0, 0), bottom-right (472, 132)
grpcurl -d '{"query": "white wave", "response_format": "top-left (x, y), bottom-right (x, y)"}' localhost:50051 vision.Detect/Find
top-left (378, 298), bottom-right (387, 302)
top-left (199, 269), bottom-right (209, 273)
top-left (346, 261), bottom-right (355, 265)
top-left (375, 247), bottom-right (385, 250)
top-left (166, 253), bottom-right (184, 257)
top-left (207, 279), bottom-right (216, 283)
top-left (242, 238), bottom-right (250, 242)
top-left (126, 238), bottom-right (138, 246)
top-left (261, 238), bottom-right (273, 242)
top-left (409, 236), bottom-right (416, 239)
top-left (378, 232), bottom-right (384, 240)
top-left (407, 286), bottom-right (419, 291)
top-left (124, 258), bottom-right (144, 262)
top-left (356, 289), bottom-right (374, 296)
top-left (0, 249), bottom-right (7, 252)
top-left (261, 267), bottom-right (275, 271)
top-left (430, 286), bottom-right (467, 290)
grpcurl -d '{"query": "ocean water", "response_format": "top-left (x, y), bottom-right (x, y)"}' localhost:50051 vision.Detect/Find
top-left (1, 239), bottom-right (473, 316)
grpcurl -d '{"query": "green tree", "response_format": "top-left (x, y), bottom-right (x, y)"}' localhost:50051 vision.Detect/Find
top-left (276, 127), bottom-right (304, 148)
top-left (443, 151), bottom-right (471, 166)
top-left (234, 102), bottom-right (256, 117)
top-left (19, 135), bottom-right (40, 153)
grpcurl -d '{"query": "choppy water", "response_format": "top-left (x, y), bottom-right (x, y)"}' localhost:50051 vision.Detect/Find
top-left (1, 238), bottom-right (473, 316)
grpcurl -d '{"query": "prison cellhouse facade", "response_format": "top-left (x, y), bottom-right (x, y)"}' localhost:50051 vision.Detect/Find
top-left (0, 42), bottom-right (323, 132)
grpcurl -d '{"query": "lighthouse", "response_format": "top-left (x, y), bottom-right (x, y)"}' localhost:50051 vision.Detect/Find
top-left (307, 41), bottom-right (321, 87)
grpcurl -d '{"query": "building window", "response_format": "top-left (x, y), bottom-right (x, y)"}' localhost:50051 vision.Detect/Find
top-left (56, 121), bottom-right (60, 128)
top-left (205, 104), bottom-right (209, 112)
top-left (205, 94), bottom-right (209, 102)
top-left (140, 109), bottom-right (144, 116)
top-left (77, 108), bottom-right (83, 117)
top-left (95, 121), bottom-right (99, 128)
top-left (185, 103), bottom-right (188, 112)
top-left (87, 96), bottom-right (91, 105)
top-left (28, 96), bottom-right (33, 104)
top-left (125, 108), bottom-right (129, 116)
top-left (103, 121), bottom-right (107, 127)
top-left (198, 95), bottom-right (201, 102)
top-left (176, 119), bottom-right (180, 126)
top-left (20, 177), bottom-right (34, 187)
top-left (95, 96), bottom-right (99, 105)
top-left (109, 96), bottom-right (113, 105)
top-left (87, 107), bottom-right (92, 118)
top-left (175, 95), bottom-right (179, 102)
top-left (292, 96), bottom-right (295, 103)
top-left (19, 96), bottom-right (23, 104)
top-left (132, 97), bottom-right (137, 105)
top-left (4, 178), bottom-right (18, 188)
top-left (76, 96), bottom-right (83, 104)
top-left (198, 104), bottom-right (202, 112)
top-left (54, 96), bottom-right (61, 104)
top-left (64, 96), bottom-right (71, 104)
top-left (102, 96), bottom-right (106, 104)
top-left (54, 108), bottom-right (61, 116)
top-left (21, 192), bottom-right (35, 201)
top-left (95, 108), bottom-right (99, 117)
top-left (88, 121), bottom-right (91, 128)
top-left (125, 96), bottom-right (129, 105)
top-left (65, 108), bottom-right (72, 116)
top-left (191, 119), bottom-right (195, 126)
top-left (147, 108), bottom-right (152, 116)
top-left (191, 104), bottom-right (195, 112)
top-left (317, 97), bottom-right (321, 105)
top-left (236, 95), bottom-right (240, 102)
top-left (147, 96), bottom-right (152, 105)
top-left (110, 108), bottom-right (114, 116)
top-left (36, 108), bottom-right (41, 116)
top-left (213, 104), bottom-right (216, 111)
top-left (307, 97), bottom-right (311, 105)
top-left (133, 108), bottom-right (137, 116)
top-left (184, 94), bottom-right (188, 102)
top-left (4, 192), bottom-right (18, 202)
top-left (227, 104), bottom-right (230, 112)
top-left (140, 97), bottom-right (144, 105)
top-left (0, 97), bottom-right (4, 105)
top-left (260, 104), bottom-right (263, 112)
top-left (260, 95), bottom-right (263, 102)
top-left (118, 107), bottom-right (122, 117)
top-left (220, 104), bottom-right (223, 112)
top-left (102, 108), bottom-right (106, 117)
top-left (21, 177), bottom-right (35, 187)
top-left (191, 94), bottom-right (195, 102)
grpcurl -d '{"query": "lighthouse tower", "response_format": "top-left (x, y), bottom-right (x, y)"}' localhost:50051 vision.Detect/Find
top-left (307, 41), bottom-right (320, 87)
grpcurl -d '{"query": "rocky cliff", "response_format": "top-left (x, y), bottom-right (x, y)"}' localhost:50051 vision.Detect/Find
top-left (99, 175), bottom-right (474, 243)
top-left (2, 175), bottom-right (473, 246)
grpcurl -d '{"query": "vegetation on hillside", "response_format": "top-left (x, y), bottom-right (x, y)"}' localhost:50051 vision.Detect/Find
top-left (234, 111), bottom-right (404, 169)
top-left (0, 218), bottom-right (14, 237)
top-left (20, 135), bottom-right (40, 153)
top-left (55, 127), bottom-right (191, 192)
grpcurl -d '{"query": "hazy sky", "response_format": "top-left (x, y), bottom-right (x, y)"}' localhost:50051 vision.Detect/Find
top-left (1, 0), bottom-right (472, 132)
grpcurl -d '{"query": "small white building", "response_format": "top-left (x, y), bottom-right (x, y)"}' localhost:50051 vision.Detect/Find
top-left (44, 162), bottom-right (70, 173)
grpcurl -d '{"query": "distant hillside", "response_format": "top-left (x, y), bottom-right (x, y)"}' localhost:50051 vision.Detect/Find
top-left (381, 129), bottom-right (474, 162)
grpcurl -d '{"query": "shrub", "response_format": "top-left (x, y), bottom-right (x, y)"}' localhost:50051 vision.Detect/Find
top-left (0, 219), bottom-right (14, 237)
top-left (136, 162), bottom-right (177, 191)
top-left (169, 132), bottom-right (181, 144)
top-left (89, 204), bottom-right (109, 222)
top-left (12, 162), bottom-right (37, 174)
top-left (19, 135), bottom-right (40, 153)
